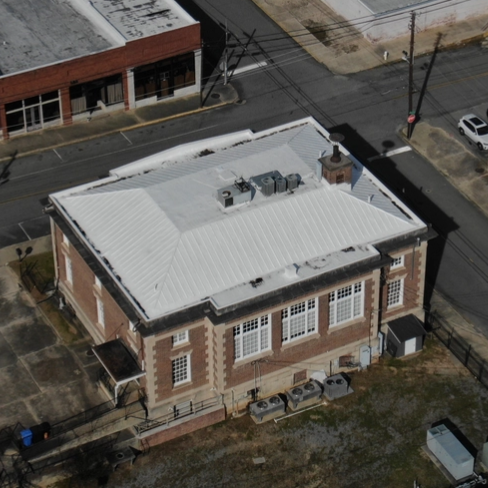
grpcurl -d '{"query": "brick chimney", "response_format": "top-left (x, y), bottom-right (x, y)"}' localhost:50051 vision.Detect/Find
top-left (318, 133), bottom-right (353, 186)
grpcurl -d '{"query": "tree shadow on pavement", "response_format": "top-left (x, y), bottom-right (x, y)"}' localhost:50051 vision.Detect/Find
top-left (329, 122), bottom-right (459, 309)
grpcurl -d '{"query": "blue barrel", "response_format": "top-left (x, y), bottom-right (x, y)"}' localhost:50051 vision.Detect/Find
top-left (20, 429), bottom-right (33, 447)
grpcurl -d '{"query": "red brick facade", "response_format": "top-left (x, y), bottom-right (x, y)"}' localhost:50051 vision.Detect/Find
top-left (153, 322), bottom-right (208, 402)
top-left (382, 246), bottom-right (423, 322)
top-left (144, 406), bottom-right (226, 447)
top-left (53, 221), bottom-right (427, 446)
top-left (0, 24), bottom-right (201, 138)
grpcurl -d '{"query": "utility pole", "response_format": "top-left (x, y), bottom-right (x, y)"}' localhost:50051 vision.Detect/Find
top-left (407, 11), bottom-right (416, 139)
top-left (224, 19), bottom-right (229, 86)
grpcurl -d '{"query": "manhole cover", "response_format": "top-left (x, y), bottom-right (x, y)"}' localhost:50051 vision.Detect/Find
top-left (211, 93), bottom-right (220, 99)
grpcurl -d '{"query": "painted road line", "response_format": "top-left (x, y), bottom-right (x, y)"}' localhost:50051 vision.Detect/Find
top-left (367, 146), bottom-right (412, 162)
top-left (231, 61), bottom-right (268, 76)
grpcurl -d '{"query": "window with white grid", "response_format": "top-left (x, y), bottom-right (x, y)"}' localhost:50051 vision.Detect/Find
top-left (391, 255), bottom-right (404, 269)
top-left (173, 330), bottom-right (189, 346)
top-left (64, 255), bottom-right (73, 285)
top-left (282, 298), bottom-right (317, 344)
top-left (234, 315), bottom-right (270, 360)
top-left (329, 282), bottom-right (364, 327)
top-left (172, 355), bottom-right (190, 386)
top-left (387, 279), bottom-right (404, 308)
top-left (96, 297), bottom-right (105, 328)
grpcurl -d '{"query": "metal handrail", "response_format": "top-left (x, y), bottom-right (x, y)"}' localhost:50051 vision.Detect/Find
top-left (135, 396), bottom-right (222, 435)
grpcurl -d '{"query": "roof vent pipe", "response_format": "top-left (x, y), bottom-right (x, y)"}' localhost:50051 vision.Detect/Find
top-left (329, 133), bottom-right (345, 163)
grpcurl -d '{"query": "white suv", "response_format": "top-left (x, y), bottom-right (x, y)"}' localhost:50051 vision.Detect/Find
top-left (458, 114), bottom-right (488, 151)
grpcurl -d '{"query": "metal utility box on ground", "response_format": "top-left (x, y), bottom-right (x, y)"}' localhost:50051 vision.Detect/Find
top-left (286, 380), bottom-right (323, 410)
top-left (426, 424), bottom-right (474, 481)
top-left (249, 395), bottom-right (286, 423)
top-left (481, 442), bottom-right (488, 471)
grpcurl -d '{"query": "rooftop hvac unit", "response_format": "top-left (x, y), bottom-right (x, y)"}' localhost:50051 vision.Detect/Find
top-left (249, 395), bottom-right (285, 423)
top-left (217, 180), bottom-right (252, 208)
top-left (286, 380), bottom-right (323, 410)
top-left (261, 176), bottom-right (275, 197)
top-left (275, 176), bottom-right (287, 193)
top-left (286, 173), bottom-right (298, 191)
top-left (323, 373), bottom-right (353, 401)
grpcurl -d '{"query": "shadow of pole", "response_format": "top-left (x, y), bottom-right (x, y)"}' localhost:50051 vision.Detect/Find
top-left (409, 33), bottom-right (443, 138)
top-left (0, 149), bottom-right (18, 187)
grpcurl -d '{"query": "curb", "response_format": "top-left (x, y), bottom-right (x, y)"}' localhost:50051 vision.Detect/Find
top-left (0, 89), bottom-right (239, 164)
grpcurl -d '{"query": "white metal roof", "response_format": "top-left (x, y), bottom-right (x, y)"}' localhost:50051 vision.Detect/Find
top-left (90, 0), bottom-right (197, 41)
top-left (0, 0), bottom-right (196, 77)
top-left (51, 117), bottom-right (426, 321)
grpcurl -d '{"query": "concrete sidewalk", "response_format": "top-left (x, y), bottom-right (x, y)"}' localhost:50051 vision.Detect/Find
top-left (0, 81), bottom-right (239, 163)
top-left (251, 0), bottom-right (488, 74)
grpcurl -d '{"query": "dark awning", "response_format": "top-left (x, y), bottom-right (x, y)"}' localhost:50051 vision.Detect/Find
top-left (92, 339), bottom-right (145, 386)
top-left (388, 314), bottom-right (426, 343)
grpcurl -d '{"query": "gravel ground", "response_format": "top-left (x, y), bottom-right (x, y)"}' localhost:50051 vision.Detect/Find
top-left (59, 337), bottom-right (488, 488)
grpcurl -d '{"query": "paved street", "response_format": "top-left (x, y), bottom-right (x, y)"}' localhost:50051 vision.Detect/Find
top-left (1, 0), bottom-right (488, 343)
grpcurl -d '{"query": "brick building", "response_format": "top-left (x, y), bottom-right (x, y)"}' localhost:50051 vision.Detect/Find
top-left (0, 0), bottom-right (201, 139)
top-left (47, 117), bottom-right (435, 445)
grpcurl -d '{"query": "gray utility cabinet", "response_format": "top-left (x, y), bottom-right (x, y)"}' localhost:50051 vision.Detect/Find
top-left (426, 424), bottom-right (474, 481)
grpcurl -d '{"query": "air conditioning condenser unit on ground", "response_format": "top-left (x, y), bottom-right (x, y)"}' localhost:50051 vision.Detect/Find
top-left (286, 379), bottom-right (323, 410)
top-left (249, 395), bottom-right (286, 423)
top-left (323, 373), bottom-right (353, 401)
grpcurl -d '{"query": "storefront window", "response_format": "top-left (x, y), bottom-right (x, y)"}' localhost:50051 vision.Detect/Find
top-left (134, 53), bottom-right (196, 102)
top-left (5, 91), bottom-right (61, 135)
top-left (70, 74), bottom-right (124, 115)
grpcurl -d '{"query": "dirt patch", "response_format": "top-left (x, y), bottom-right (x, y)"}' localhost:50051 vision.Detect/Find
top-left (55, 337), bottom-right (488, 488)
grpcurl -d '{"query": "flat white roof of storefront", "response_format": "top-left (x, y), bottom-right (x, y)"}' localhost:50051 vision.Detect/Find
top-left (0, 0), bottom-right (197, 77)
top-left (91, 0), bottom-right (197, 41)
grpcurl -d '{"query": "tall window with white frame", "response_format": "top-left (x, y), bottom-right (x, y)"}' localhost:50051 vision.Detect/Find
top-left (64, 255), bottom-right (73, 285)
top-left (387, 279), bottom-right (404, 308)
top-left (282, 298), bottom-right (318, 344)
top-left (96, 297), bottom-right (105, 328)
top-left (172, 354), bottom-right (191, 386)
top-left (234, 315), bottom-right (270, 360)
top-left (329, 281), bottom-right (364, 327)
